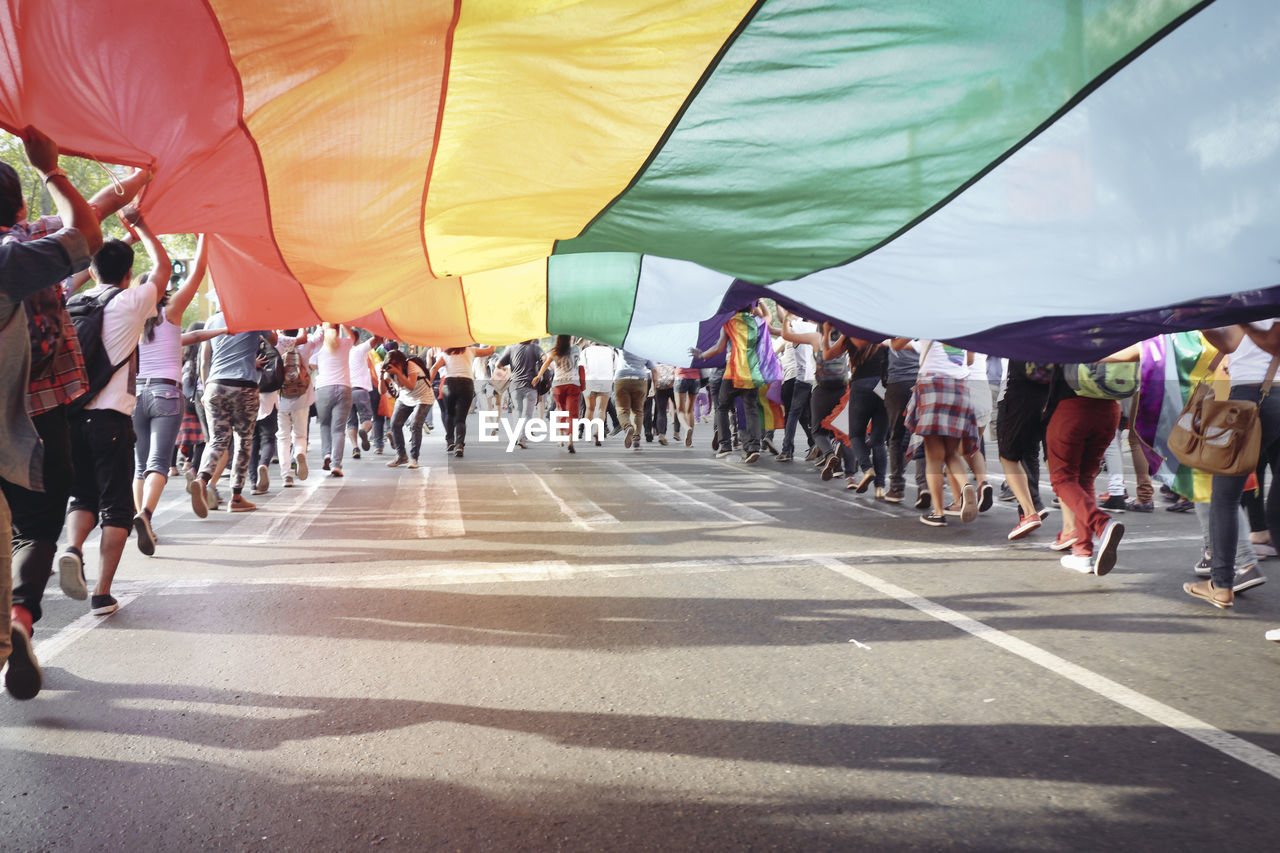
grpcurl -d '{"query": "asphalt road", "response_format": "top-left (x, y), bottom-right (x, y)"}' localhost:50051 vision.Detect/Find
top-left (3, 416), bottom-right (1279, 851)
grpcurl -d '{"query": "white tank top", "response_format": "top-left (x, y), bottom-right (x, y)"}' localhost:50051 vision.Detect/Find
top-left (443, 350), bottom-right (473, 378)
top-left (136, 313), bottom-right (182, 382)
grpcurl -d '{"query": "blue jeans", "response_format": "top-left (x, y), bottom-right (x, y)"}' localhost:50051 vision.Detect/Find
top-left (316, 384), bottom-right (353, 470)
top-left (782, 380), bottom-right (812, 456)
top-left (390, 401), bottom-right (428, 460)
top-left (1209, 385), bottom-right (1280, 589)
top-left (715, 381), bottom-right (761, 453)
top-left (847, 378), bottom-right (888, 486)
top-left (133, 382), bottom-right (184, 479)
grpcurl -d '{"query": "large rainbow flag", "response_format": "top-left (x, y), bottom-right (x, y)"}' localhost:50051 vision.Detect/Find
top-left (1, 1), bottom-right (1276, 361)
top-left (1133, 332), bottom-right (1220, 501)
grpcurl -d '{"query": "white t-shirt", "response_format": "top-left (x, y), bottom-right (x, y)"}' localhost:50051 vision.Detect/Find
top-left (86, 280), bottom-right (159, 414)
top-left (443, 349), bottom-right (473, 378)
top-left (348, 339), bottom-right (374, 391)
top-left (1229, 320), bottom-right (1279, 385)
top-left (912, 339), bottom-right (970, 380)
top-left (580, 345), bottom-right (618, 381)
top-left (311, 328), bottom-right (353, 388)
top-left (392, 362), bottom-right (433, 408)
top-left (790, 319), bottom-right (816, 382)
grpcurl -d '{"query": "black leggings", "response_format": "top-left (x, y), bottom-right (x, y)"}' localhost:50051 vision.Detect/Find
top-left (442, 377), bottom-right (475, 447)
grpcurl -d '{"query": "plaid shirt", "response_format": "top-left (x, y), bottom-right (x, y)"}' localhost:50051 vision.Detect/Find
top-left (0, 217), bottom-right (87, 415)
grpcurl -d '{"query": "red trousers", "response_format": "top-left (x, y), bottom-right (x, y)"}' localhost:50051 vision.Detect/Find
top-left (1046, 396), bottom-right (1120, 557)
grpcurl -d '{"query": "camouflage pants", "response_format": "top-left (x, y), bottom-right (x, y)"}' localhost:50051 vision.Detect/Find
top-left (201, 382), bottom-right (260, 491)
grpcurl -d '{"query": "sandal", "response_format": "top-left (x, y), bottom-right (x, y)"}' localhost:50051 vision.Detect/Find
top-left (1183, 580), bottom-right (1233, 609)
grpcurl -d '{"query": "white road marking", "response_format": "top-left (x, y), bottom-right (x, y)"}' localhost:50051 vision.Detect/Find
top-left (520, 463), bottom-right (618, 530)
top-left (814, 555), bottom-right (1280, 783)
top-left (391, 464), bottom-right (465, 538)
top-left (211, 475), bottom-right (337, 546)
top-left (32, 582), bottom-right (159, 666)
top-left (730, 463), bottom-right (897, 517)
top-left (605, 461), bottom-right (775, 524)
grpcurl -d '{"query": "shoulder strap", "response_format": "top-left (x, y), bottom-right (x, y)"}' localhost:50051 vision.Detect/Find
top-left (1262, 352), bottom-right (1280, 398)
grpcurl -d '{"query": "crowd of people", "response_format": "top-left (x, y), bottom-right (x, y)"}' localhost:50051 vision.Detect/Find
top-left (2, 129), bottom-right (1278, 706)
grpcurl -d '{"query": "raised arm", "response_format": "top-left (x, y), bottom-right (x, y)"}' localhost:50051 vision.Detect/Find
top-left (1201, 325), bottom-right (1245, 355)
top-left (427, 355), bottom-right (445, 384)
top-left (88, 166), bottom-right (153, 223)
top-left (164, 234), bottom-right (207, 324)
top-left (776, 313), bottom-right (821, 348)
top-left (121, 204), bottom-right (170, 296)
top-left (181, 326), bottom-right (226, 347)
top-left (22, 126), bottom-right (102, 255)
top-left (1242, 322), bottom-right (1280, 357)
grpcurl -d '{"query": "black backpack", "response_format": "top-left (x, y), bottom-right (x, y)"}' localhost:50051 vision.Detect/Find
top-left (407, 354), bottom-right (431, 376)
top-left (66, 286), bottom-right (132, 410)
top-left (258, 339), bottom-right (285, 393)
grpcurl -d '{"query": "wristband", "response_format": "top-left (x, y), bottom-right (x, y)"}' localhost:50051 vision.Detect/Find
top-left (41, 168), bottom-right (68, 184)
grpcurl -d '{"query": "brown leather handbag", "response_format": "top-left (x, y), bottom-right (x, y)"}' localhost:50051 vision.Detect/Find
top-left (1168, 350), bottom-right (1279, 476)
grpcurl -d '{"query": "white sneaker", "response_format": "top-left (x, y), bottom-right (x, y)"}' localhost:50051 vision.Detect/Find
top-left (1266, 628), bottom-right (1280, 643)
top-left (283, 473), bottom-right (295, 488)
top-left (57, 547), bottom-right (88, 600)
top-left (1060, 553), bottom-right (1095, 573)
top-left (257, 464), bottom-right (269, 492)
top-left (296, 452), bottom-right (309, 480)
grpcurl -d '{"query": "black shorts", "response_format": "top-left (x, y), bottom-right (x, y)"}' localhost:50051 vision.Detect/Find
top-left (67, 409), bottom-right (137, 530)
top-left (996, 383), bottom-right (1049, 462)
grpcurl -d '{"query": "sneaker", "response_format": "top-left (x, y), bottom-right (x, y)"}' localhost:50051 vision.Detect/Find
top-left (998, 482), bottom-right (1017, 502)
top-left (978, 482), bottom-right (994, 513)
top-left (1049, 532), bottom-right (1078, 552)
top-left (374, 447), bottom-right (384, 455)
top-left (762, 438), bottom-right (778, 455)
top-left (874, 487), bottom-right (886, 500)
top-left (251, 483), bottom-right (268, 496)
top-left (189, 476), bottom-right (209, 518)
top-left (1166, 497), bottom-right (1194, 513)
top-left (5, 621), bottom-right (42, 700)
top-left (685, 428), bottom-right (693, 447)
top-left (516, 439), bottom-right (528, 450)
top-left (845, 477), bottom-right (858, 491)
top-left (1183, 580), bottom-right (1233, 609)
top-left (1008, 514), bottom-right (1043, 541)
top-left (360, 429), bottom-right (371, 451)
top-left (854, 470), bottom-right (875, 494)
top-left (914, 491), bottom-right (932, 511)
top-left (743, 450), bottom-right (760, 464)
top-left (133, 511), bottom-right (157, 557)
top-left (229, 495), bottom-right (257, 512)
top-left (1094, 519), bottom-right (1124, 576)
top-left (919, 512), bottom-right (947, 527)
top-left (658, 435), bottom-right (668, 446)
top-left (447, 443), bottom-right (456, 453)
top-left (624, 425), bottom-right (636, 449)
top-left (387, 456), bottom-right (408, 468)
top-left (322, 455), bottom-right (331, 472)
top-left (715, 449), bottom-right (732, 459)
top-left (207, 484), bottom-right (223, 511)
top-left (351, 448), bottom-right (361, 460)
top-left (804, 446), bottom-right (822, 462)
top-left (1254, 542), bottom-right (1277, 559)
top-left (1126, 499), bottom-right (1154, 513)
top-left (775, 452), bottom-right (793, 462)
top-left (884, 489), bottom-right (904, 503)
top-left (1194, 554), bottom-right (1212, 577)
top-left (296, 452), bottom-right (309, 480)
top-left (960, 484), bottom-right (978, 523)
top-left (1036, 506), bottom-right (1052, 521)
top-left (942, 503), bottom-right (963, 518)
top-left (1266, 628), bottom-right (1280, 642)
top-left (257, 464), bottom-right (270, 492)
top-left (455, 446), bottom-right (464, 458)
top-left (90, 594), bottom-right (119, 616)
top-left (407, 459), bottom-right (419, 469)
top-left (330, 468), bottom-right (345, 477)
top-left (283, 473), bottom-right (295, 488)
top-left (1052, 495), bottom-right (1061, 507)
top-left (1099, 494), bottom-right (1127, 512)
top-left (820, 454), bottom-right (841, 481)
top-left (1233, 564), bottom-right (1267, 593)
top-left (1061, 553), bottom-right (1094, 573)
top-left (57, 546), bottom-right (88, 600)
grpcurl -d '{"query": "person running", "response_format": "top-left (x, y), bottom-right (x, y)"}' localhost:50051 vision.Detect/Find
top-left (275, 328), bottom-right (320, 487)
top-left (581, 341), bottom-right (618, 447)
top-left (673, 364), bottom-right (701, 447)
top-left (893, 338), bottom-right (980, 528)
top-left (778, 311), bottom-right (847, 477)
top-left (1186, 322), bottom-right (1280, 609)
top-left (613, 350), bottom-right (653, 451)
top-left (496, 339), bottom-right (545, 446)
top-left (380, 350), bottom-right (433, 468)
top-left (346, 332), bottom-right (383, 460)
top-left (311, 323), bottom-right (354, 476)
top-left (430, 343), bottom-right (495, 457)
top-left (533, 335), bottom-right (584, 454)
top-left (131, 233), bottom-right (222, 555)
top-left (996, 360), bottom-right (1052, 541)
top-left (1, 125), bottom-right (103, 699)
top-left (191, 318), bottom-right (276, 513)
top-left (828, 334), bottom-right (889, 498)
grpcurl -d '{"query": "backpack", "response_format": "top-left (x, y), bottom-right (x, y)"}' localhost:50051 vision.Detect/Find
top-left (408, 355), bottom-right (431, 376)
top-left (66, 286), bottom-right (131, 410)
top-left (1023, 362), bottom-right (1056, 384)
top-left (278, 340), bottom-right (311, 399)
top-left (1064, 361), bottom-right (1139, 400)
top-left (25, 285), bottom-right (65, 381)
top-left (258, 339), bottom-right (285, 393)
